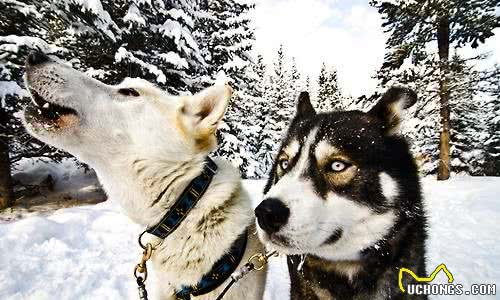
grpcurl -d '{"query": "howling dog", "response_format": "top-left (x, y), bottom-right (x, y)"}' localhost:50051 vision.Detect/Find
top-left (255, 89), bottom-right (427, 299)
top-left (22, 52), bottom-right (266, 300)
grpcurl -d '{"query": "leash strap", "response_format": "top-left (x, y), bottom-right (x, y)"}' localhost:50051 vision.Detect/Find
top-left (134, 157), bottom-right (257, 300)
top-left (215, 250), bottom-right (278, 300)
top-left (146, 158), bottom-right (218, 239)
top-left (175, 230), bottom-right (248, 300)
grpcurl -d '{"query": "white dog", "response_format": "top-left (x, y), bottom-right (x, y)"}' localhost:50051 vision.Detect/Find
top-left (22, 52), bottom-right (266, 300)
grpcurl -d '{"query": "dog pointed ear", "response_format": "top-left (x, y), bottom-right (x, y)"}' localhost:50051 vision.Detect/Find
top-left (179, 82), bottom-right (233, 146)
top-left (295, 92), bottom-right (316, 119)
top-left (368, 87), bottom-right (417, 135)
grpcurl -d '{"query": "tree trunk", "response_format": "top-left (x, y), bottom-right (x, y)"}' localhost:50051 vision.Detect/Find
top-left (437, 16), bottom-right (451, 180)
top-left (0, 138), bottom-right (15, 210)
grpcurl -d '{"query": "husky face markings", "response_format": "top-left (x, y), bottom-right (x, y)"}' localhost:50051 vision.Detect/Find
top-left (379, 172), bottom-right (399, 203)
top-left (257, 89), bottom-right (427, 299)
top-left (256, 89), bottom-right (419, 261)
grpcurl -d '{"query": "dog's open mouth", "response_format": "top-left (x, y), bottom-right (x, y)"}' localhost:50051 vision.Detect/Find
top-left (24, 89), bottom-right (79, 131)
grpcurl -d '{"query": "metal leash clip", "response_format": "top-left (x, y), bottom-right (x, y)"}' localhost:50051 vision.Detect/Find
top-left (134, 243), bottom-right (153, 300)
top-left (216, 251), bottom-right (278, 300)
top-left (134, 231), bottom-right (164, 300)
top-left (247, 251), bottom-right (277, 271)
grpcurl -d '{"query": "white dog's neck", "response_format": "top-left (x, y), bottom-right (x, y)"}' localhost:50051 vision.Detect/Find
top-left (93, 153), bottom-right (255, 290)
top-left (93, 153), bottom-right (199, 223)
top-left (92, 153), bottom-right (248, 229)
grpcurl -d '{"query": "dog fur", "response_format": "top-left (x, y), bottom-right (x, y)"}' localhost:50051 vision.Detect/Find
top-left (22, 54), bottom-right (266, 300)
top-left (255, 89), bottom-right (428, 299)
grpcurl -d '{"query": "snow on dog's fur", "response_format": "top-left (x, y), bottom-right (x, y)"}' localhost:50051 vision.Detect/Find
top-left (255, 90), bottom-right (428, 299)
top-left (22, 53), bottom-right (266, 300)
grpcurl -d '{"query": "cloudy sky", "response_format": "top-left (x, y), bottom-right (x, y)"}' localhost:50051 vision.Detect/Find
top-left (252, 0), bottom-right (500, 98)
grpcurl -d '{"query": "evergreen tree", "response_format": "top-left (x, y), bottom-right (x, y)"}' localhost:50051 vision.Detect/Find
top-left (198, 0), bottom-right (261, 178)
top-left (316, 62), bottom-right (342, 112)
top-left (110, 0), bottom-right (205, 93)
top-left (371, 0), bottom-right (500, 180)
top-left (201, 0), bottom-right (255, 91)
top-left (0, 0), bottom-right (210, 205)
top-left (343, 94), bottom-right (372, 111)
top-left (376, 51), bottom-right (498, 175)
top-left (243, 53), bottom-right (268, 177)
top-left (256, 44), bottom-right (294, 176)
top-left (0, 1), bottom-right (75, 189)
top-left (483, 67), bottom-right (500, 175)
top-left (269, 44), bottom-right (294, 124)
top-left (1, 0), bottom-right (208, 166)
top-left (288, 57), bottom-right (301, 98)
top-left (252, 54), bottom-right (267, 98)
top-left (304, 75), bottom-right (311, 92)
top-left (0, 1), bottom-right (71, 164)
top-left (448, 54), bottom-right (489, 174)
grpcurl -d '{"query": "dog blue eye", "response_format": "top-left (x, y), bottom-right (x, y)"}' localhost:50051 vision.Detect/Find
top-left (279, 159), bottom-right (289, 170)
top-left (330, 161), bottom-right (347, 172)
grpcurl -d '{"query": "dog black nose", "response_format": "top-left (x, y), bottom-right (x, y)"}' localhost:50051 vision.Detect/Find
top-left (255, 198), bottom-right (290, 234)
top-left (27, 52), bottom-right (50, 66)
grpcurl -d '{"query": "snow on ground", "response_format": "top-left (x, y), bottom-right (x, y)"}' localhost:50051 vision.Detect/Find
top-left (422, 176), bottom-right (500, 299)
top-left (0, 176), bottom-right (499, 299)
top-left (2, 159), bottom-right (105, 223)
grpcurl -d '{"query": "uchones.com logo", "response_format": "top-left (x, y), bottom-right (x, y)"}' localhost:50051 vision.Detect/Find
top-left (398, 264), bottom-right (497, 296)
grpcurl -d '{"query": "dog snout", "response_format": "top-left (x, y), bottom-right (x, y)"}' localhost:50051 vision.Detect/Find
top-left (255, 198), bottom-right (290, 234)
top-left (27, 51), bottom-right (50, 66)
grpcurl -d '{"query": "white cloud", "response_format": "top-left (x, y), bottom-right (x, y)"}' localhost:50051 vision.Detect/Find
top-left (253, 0), bottom-right (387, 97)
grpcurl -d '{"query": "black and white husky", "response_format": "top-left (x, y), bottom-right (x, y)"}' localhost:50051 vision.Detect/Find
top-left (255, 89), bottom-right (427, 299)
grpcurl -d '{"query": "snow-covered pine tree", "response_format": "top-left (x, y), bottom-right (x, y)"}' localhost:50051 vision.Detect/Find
top-left (1, 0), bottom-right (212, 205)
top-left (252, 54), bottom-right (266, 98)
top-left (485, 96), bottom-right (500, 175)
top-left (198, 0), bottom-right (261, 178)
top-left (0, 1), bottom-right (73, 167)
top-left (0, 0), bottom-right (80, 207)
top-left (483, 66), bottom-right (500, 175)
top-left (256, 44), bottom-right (294, 176)
top-left (1, 0), bottom-right (208, 162)
top-left (342, 95), bottom-right (372, 111)
top-left (111, 0), bottom-right (205, 93)
top-left (375, 49), bottom-right (498, 175)
top-left (316, 62), bottom-right (342, 112)
top-left (238, 53), bottom-right (269, 178)
top-left (22, 0), bottom-right (205, 91)
top-left (288, 57), bottom-right (302, 99)
top-left (304, 75), bottom-right (311, 92)
top-left (245, 54), bottom-right (272, 178)
top-left (206, 0), bottom-right (255, 89)
top-left (371, 0), bottom-right (500, 180)
top-left (268, 44), bottom-right (295, 125)
top-left (316, 63), bottom-right (330, 111)
top-left (448, 54), bottom-right (490, 175)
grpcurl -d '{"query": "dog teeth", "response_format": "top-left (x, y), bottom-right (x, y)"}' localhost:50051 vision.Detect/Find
top-left (43, 103), bottom-right (50, 109)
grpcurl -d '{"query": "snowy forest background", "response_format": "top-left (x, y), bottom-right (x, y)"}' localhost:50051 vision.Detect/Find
top-left (0, 0), bottom-right (499, 209)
